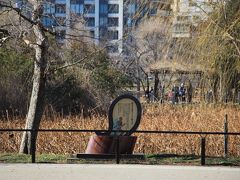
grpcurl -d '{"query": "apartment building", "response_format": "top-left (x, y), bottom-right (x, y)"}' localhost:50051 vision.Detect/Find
top-left (171, 0), bottom-right (214, 37)
top-left (41, 0), bottom-right (173, 54)
top-left (121, 0), bottom-right (172, 56)
top-left (12, 0), bottom-right (173, 54)
top-left (41, 0), bottom-right (123, 54)
top-left (123, 0), bottom-right (171, 27)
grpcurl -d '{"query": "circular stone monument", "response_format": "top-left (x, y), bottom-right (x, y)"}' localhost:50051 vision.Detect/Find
top-left (85, 94), bottom-right (142, 154)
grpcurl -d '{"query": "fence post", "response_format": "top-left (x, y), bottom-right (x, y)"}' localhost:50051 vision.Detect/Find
top-left (201, 137), bottom-right (206, 165)
top-left (224, 114), bottom-right (228, 157)
top-left (115, 135), bottom-right (120, 164)
top-left (31, 129), bottom-right (36, 163)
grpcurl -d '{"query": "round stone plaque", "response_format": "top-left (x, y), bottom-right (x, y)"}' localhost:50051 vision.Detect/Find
top-left (108, 94), bottom-right (142, 136)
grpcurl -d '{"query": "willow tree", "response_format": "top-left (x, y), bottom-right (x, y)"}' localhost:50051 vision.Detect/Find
top-left (196, 0), bottom-right (240, 102)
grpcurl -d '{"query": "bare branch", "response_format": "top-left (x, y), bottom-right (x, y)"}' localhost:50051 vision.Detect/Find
top-left (0, 2), bottom-right (57, 36)
top-left (51, 45), bottom-right (107, 72)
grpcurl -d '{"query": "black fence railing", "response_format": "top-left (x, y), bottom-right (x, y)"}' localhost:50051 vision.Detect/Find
top-left (1, 128), bottom-right (240, 165)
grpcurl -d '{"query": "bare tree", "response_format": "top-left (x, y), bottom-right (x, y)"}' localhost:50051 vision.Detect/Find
top-left (122, 15), bottom-right (172, 99)
top-left (18, 0), bottom-right (50, 154)
top-left (0, 1), bottom-right (74, 156)
top-left (1, 0), bottom-right (49, 154)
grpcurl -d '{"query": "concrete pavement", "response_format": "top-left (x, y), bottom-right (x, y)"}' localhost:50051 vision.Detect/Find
top-left (0, 164), bottom-right (240, 180)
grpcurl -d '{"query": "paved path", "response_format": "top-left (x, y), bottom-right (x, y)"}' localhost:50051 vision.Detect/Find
top-left (0, 164), bottom-right (240, 180)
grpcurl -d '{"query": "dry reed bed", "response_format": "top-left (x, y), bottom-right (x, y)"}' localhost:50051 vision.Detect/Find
top-left (0, 104), bottom-right (240, 156)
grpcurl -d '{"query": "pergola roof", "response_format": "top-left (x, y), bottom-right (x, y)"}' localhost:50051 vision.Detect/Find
top-left (149, 60), bottom-right (204, 75)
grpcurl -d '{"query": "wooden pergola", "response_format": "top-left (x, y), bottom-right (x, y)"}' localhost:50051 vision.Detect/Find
top-left (149, 60), bottom-right (204, 75)
top-left (147, 60), bottom-right (205, 101)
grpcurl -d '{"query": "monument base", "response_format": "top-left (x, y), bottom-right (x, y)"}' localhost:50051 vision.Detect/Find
top-left (85, 135), bottom-right (137, 154)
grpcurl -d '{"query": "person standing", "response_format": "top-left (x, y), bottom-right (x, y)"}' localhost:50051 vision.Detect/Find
top-left (150, 87), bottom-right (154, 102)
top-left (172, 84), bottom-right (179, 104)
top-left (179, 83), bottom-right (186, 103)
top-left (159, 83), bottom-right (165, 103)
top-left (186, 82), bottom-right (193, 103)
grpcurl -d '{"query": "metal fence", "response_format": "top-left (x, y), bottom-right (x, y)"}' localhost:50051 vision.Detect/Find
top-left (1, 128), bottom-right (240, 165)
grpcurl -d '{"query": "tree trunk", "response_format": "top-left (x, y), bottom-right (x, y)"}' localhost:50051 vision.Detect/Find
top-left (19, 1), bottom-right (49, 154)
top-left (219, 73), bottom-right (229, 103)
top-left (154, 72), bottom-right (159, 100)
top-left (136, 58), bottom-right (141, 99)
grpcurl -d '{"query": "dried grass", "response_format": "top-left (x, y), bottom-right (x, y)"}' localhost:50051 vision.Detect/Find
top-left (0, 104), bottom-right (240, 157)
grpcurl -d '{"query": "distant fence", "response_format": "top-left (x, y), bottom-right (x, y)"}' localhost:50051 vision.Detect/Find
top-left (1, 126), bottom-right (240, 165)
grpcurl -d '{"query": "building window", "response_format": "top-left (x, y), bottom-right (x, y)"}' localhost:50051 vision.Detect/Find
top-left (55, 4), bottom-right (66, 13)
top-left (42, 17), bottom-right (56, 27)
top-left (99, 17), bottom-right (108, 26)
top-left (85, 17), bottom-right (95, 27)
top-left (71, 4), bottom-right (83, 14)
top-left (89, 30), bottom-right (95, 38)
top-left (55, 0), bottom-right (66, 3)
top-left (70, 0), bottom-right (81, 3)
top-left (108, 4), bottom-right (119, 14)
top-left (173, 24), bottom-right (190, 33)
top-left (108, 17), bottom-right (118, 27)
top-left (177, 16), bottom-right (190, 22)
top-left (44, 3), bottom-right (55, 14)
top-left (100, 3), bottom-right (108, 14)
top-left (99, 27), bottom-right (108, 39)
top-left (84, 4), bottom-right (95, 14)
top-left (108, 30), bottom-right (118, 40)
